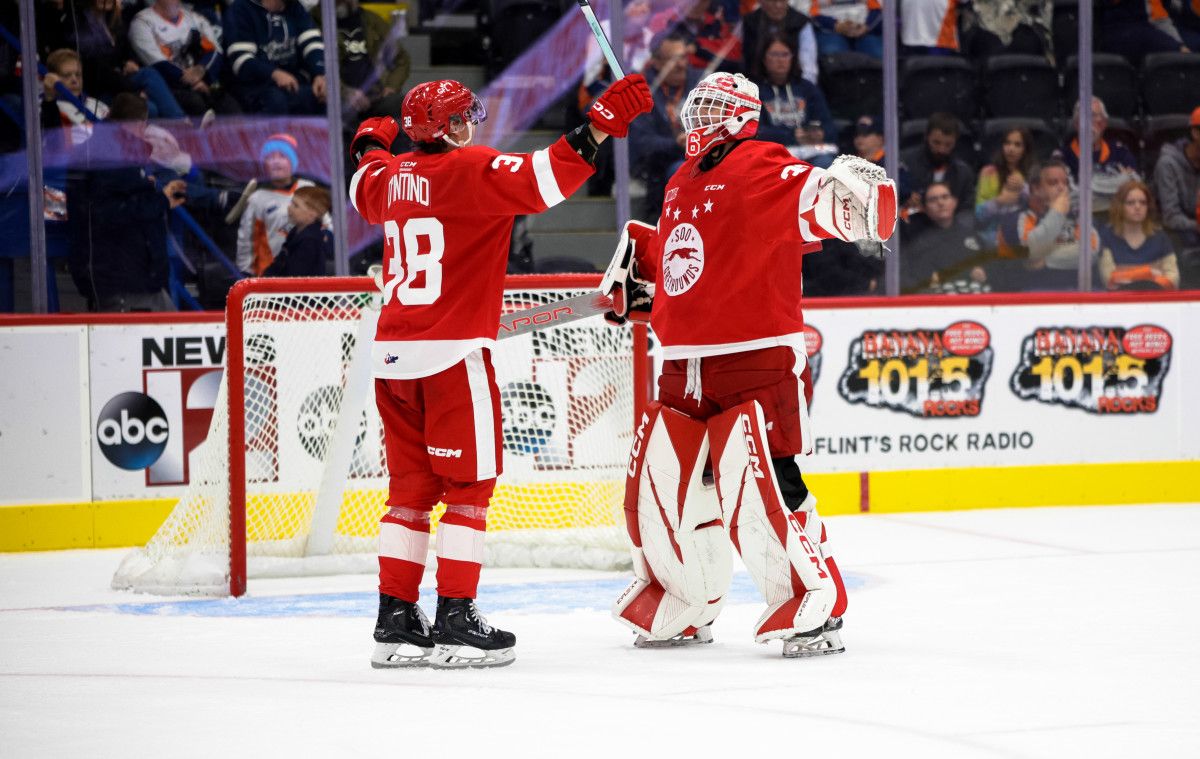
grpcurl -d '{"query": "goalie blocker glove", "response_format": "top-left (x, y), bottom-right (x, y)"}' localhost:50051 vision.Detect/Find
top-left (813, 154), bottom-right (898, 244)
top-left (600, 220), bottom-right (655, 326)
top-left (588, 74), bottom-right (654, 139)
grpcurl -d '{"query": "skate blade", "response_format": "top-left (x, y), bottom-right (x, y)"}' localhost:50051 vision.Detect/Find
top-left (634, 627), bottom-right (714, 648)
top-left (370, 641), bottom-right (433, 669)
top-left (781, 626), bottom-right (845, 659)
top-left (429, 643), bottom-right (516, 670)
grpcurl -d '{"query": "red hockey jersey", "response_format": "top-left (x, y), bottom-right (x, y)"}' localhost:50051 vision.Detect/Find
top-left (633, 139), bottom-right (833, 359)
top-left (350, 137), bottom-right (594, 378)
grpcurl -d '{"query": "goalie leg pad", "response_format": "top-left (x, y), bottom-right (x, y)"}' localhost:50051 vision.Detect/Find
top-left (787, 490), bottom-right (849, 618)
top-left (613, 403), bottom-right (732, 641)
top-left (708, 401), bottom-right (834, 642)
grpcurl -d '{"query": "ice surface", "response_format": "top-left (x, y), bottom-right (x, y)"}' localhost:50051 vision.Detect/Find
top-left (2, 505), bottom-right (1199, 758)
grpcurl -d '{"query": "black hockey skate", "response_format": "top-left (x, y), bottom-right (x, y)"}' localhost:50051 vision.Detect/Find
top-left (781, 616), bottom-right (845, 658)
top-left (370, 593), bottom-right (434, 669)
top-left (430, 596), bottom-right (516, 669)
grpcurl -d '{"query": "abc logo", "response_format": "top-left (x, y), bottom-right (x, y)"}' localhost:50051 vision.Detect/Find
top-left (96, 392), bottom-right (169, 470)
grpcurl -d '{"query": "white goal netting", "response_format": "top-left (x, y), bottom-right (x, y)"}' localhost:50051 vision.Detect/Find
top-left (113, 278), bottom-right (639, 595)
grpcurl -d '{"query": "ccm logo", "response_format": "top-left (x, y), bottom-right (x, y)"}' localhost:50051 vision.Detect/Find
top-left (627, 411), bottom-right (651, 478)
top-left (739, 414), bottom-right (766, 479)
top-left (704, 184), bottom-right (725, 191)
top-left (840, 196), bottom-right (853, 231)
top-left (427, 446), bottom-right (462, 458)
top-left (592, 102), bottom-right (615, 120)
top-left (498, 306), bottom-right (574, 333)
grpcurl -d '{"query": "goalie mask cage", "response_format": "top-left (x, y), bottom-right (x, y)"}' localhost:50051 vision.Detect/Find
top-left (112, 275), bottom-right (651, 596)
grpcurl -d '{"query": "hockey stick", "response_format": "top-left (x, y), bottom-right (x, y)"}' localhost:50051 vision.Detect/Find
top-left (576, 0), bottom-right (626, 79)
top-left (496, 291), bottom-right (614, 339)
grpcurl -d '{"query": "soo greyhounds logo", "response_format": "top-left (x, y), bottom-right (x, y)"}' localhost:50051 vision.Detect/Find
top-left (662, 223), bottom-right (704, 296)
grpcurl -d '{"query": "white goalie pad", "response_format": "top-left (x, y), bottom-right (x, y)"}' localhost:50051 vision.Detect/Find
top-left (600, 220), bottom-right (655, 313)
top-left (812, 154), bottom-right (898, 243)
top-left (612, 403), bottom-right (731, 641)
top-left (707, 401), bottom-right (835, 642)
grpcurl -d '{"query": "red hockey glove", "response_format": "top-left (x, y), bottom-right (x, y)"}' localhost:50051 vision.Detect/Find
top-left (351, 116), bottom-right (400, 164)
top-left (589, 74), bottom-right (654, 139)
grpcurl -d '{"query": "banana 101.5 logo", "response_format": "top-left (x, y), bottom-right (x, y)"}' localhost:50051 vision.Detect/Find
top-left (838, 321), bottom-right (993, 417)
top-left (1009, 325), bottom-right (1171, 414)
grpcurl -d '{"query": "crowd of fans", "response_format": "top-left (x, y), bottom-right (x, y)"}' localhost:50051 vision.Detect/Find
top-left (1, 0), bottom-right (1199, 312)
top-left (580, 0), bottom-right (1200, 295)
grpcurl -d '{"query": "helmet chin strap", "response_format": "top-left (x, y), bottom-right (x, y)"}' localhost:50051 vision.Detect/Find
top-left (441, 121), bottom-right (475, 148)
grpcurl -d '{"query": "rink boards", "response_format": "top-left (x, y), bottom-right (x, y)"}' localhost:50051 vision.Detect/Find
top-left (2, 291), bottom-right (1199, 551)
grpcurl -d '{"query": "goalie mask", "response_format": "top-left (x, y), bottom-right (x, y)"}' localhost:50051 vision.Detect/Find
top-left (401, 80), bottom-right (487, 147)
top-left (679, 72), bottom-right (761, 158)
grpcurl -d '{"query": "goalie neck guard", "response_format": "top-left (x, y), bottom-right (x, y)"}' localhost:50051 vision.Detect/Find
top-left (401, 80), bottom-right (487, 147)
top-left (680, 72), bottom-right (761, 158)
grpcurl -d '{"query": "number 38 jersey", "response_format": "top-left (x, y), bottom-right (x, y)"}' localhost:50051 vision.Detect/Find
top-left (635, 140), bottom-right (833, 360)
top-left (350, 138), bottom-right (594, 379)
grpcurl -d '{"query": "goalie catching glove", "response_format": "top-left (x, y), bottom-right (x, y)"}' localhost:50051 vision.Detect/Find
top-left (600, 220), bottom-right (656, 326)
top-left (812, 154), bottom-right (898, 244)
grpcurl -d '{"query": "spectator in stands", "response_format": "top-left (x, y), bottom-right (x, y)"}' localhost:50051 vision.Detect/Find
top-left (975, 127), bottom-right (1035, 248)
top-left (754, 33), bottom-right (837, 167)
top-left (1152, 105), bottom-right (1200, 254)
top-left (1170, 0), bottom-right (1200, 51)
top-left (66, 93), bottom-right (184, 312)
top-left (742, 0), bottom-right (818, 83)
top-left (899, 0), bottom-right (961, 55)
top-left (629, 32), bottom-right (698, 218)
top-left (809, 0), bottom-right (883, 58)
top-left (1098, 0), bottom-right (1189, 64)
top-left (1057, 96), bottom-right (1140, 215)
top-left (650, 0), bottom-right (743, 73)
top-left (264, 186), bottom-right (333, 277)
top-left (1097, 179), bottom-right (1179, 290)
top-left (325, 0), bottom-right (410, 122)
top-left (960, 0), bottom-right (1051, 58)
top-left (901, 112), bottom-right (976, 209)
top-left (130, 0), bottom-right (238, 118)
top-left (998, 160), bottom-right (1099, 291)
top-left (901, 181), bottom-right (989, 293)
top-left (223, 0), bottom-right (327, 115)
top-left (40, 0), bottom-right (187, 121)
top-left (41, 49), bottom-right (109, 145)
top-left (235, 133), bottom-right (316, 274)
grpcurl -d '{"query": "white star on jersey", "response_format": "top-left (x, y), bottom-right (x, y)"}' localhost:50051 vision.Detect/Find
top-left (691, 206), bottom-right (699, 218)
top-left (703, 199), bottom-right (714, 213)
top-left (673, 207), bottom-right (681, 220)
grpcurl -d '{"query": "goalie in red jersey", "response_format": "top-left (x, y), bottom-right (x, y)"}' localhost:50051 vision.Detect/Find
top-left (604, 72), bottom-right (897, 657)
top-left (349, 76), bottom-right (652, 669)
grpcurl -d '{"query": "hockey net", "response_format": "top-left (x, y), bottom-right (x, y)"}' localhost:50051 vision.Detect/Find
top-left (112, 275), bottom-right (649, 596)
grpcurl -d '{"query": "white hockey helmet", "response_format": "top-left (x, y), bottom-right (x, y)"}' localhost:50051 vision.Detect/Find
top-left (679, 72), bottom-right (761, 158)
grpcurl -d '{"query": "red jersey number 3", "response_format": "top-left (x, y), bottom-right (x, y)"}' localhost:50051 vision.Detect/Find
top-left (382, 217), bottom-right (445, 305)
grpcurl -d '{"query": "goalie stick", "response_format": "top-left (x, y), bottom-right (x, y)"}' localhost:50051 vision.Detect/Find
top-left (576, 0), bottom-right (626, 78)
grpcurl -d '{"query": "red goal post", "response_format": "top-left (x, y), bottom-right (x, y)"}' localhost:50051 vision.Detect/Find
top-left (112, 274), bottom-right (651, 597)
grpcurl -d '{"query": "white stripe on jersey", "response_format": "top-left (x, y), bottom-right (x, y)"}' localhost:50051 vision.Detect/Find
top-left (297, 29), bottom-right (322, 45)
top-left (226, 42), bottom-right (257, 55)
top-left (436, 522), bottom-right (485, 564)
top-left (379, 522), bottom-right (430, 564)
top-left (348, 161), bottom-right (377, 213)
top-left (463, 350), bottom-right (497, 480)
top-left (791, 347), bottom-right (814, 455)
top-left (796, 166), bottom-right (824, 242)
top-left (531, 148), bottom-right (566, 208)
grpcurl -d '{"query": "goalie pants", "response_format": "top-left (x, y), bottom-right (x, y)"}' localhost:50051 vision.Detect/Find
top-left (658, 345), bottom-right (847, 618)
top-left (373, 348), bottom-right (503, 603)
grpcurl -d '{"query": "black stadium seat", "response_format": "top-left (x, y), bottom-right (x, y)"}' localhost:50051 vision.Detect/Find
top-left (983, 55), bottom-right (1060, 119)
top-left (980, 118), bottom-right (1059, 164)
top-left (1142, 114), bottom-right (1193, 174)
top-left (1063, 54), bottom-right (1139, 120)
top-left (1141, 53), bottom-right (1200, 116)
top-left (820, 52), bottom-right (883, 122)
top-left (900, 56), bottom-right (978, 123)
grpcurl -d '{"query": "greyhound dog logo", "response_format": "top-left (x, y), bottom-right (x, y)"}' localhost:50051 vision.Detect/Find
top-left (662, 223), bottom-right (704, 296)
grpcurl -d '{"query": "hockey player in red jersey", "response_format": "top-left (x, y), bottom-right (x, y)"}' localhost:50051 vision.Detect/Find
top-left (349, 76), bottom-right (653, 669)
top-left (604, 72), bottom-right (897, 657)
